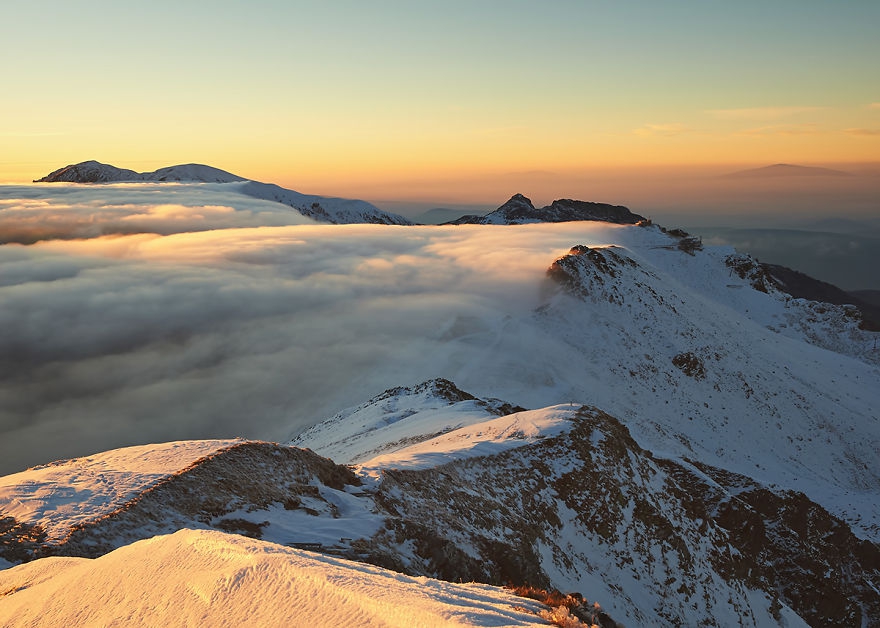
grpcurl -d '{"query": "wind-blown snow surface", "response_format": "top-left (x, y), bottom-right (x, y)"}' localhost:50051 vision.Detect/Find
top-left (0, 528), bottom-right (551, 628)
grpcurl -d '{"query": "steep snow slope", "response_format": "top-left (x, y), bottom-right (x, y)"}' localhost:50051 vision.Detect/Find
top-left (0, 529), bottom-right (554, 628)
top-left (290, 378), bottom-right (525, 464)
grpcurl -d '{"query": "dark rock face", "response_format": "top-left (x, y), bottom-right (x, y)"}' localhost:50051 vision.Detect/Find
top-left (369, 407), bottom-right (880, 627)
top-left (662, 460), bottom-right (880, 627)
top-left (449, 194), bottom-right (646, 225)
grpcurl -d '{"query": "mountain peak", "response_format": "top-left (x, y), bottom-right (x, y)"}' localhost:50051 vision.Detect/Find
top-left (500, 193), bottom-right (536, 210)
top-left (35, 161), bottom-right (243, 184)
top-left (448, 195), bottom-right (645, 225)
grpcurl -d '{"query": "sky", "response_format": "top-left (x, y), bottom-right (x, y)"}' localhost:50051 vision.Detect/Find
top-left (2, 1), bottom-right (879, 203)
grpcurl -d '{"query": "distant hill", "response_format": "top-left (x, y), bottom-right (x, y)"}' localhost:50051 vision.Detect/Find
top-left (722, 163), bottom-right (852, 179)
top-left (35, 160), bottom-right (245, 184)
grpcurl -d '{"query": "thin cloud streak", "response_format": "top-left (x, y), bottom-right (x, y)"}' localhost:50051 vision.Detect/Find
top-left (708, 106), bottom-right (826, 120)
top-left (736, 124), bottom-right (822, 137)
top-left (632, 123), bottom-right (692, 137)
top-left (844, 128), bottom-right (880, 136)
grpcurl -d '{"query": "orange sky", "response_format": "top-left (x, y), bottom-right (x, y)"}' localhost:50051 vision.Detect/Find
top-left (2, 2), bottom-right (878, 202)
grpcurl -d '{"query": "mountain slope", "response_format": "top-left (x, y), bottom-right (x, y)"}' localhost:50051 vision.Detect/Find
top-left (234, 180), bottom-right (412, 225)
top-left (1, 387), bottom-right (876, 625)
top-left (368, 405), bottom-right (869, 626)
top-left (0, 440), bottom-right (241, 544)
top-left (0, 441), bottom-right (370, 563)
top-left (532, 238), bottom-right (880, 537)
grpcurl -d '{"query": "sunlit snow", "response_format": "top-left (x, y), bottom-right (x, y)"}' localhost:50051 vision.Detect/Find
top-left (0, 529), bottom-right (552, 628)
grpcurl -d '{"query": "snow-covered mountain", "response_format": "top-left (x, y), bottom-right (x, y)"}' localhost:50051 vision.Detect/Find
top-left (3, 384), bottom-right (869, 625)
top-left (235, 179), bottom-right (412, 225)
top-left (2, 175), bottom-right (879, 626)
top-left (33, 160), bottom-right (412, 225)
top-left (449, 193), bottom-right (646, 225)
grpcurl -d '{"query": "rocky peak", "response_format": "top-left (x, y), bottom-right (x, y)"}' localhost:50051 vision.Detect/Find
top-left (449, 195), bottom-right (646, 225)
top-left (497, 193), bottom-right (536, 213)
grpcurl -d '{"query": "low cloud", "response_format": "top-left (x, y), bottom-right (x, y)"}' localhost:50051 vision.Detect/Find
top-left (736, 123), bottom-right (822, 137)
top-left (0, 184), bottom-right (637, 473)
top-left (0, 183), bottom-right (314, 244)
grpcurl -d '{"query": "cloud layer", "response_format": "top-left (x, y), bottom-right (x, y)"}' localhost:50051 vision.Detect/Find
top-left (0, 183), bottom-right (315, 243)
top-left (0, 184), bottom-right (632, 473)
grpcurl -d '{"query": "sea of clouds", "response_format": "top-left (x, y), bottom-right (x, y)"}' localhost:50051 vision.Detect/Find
top-left (0, 183), bottom-right (629, 474)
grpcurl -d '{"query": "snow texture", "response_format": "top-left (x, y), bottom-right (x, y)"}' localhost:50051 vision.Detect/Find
top-left (0, 528), bottom-right (552, 628)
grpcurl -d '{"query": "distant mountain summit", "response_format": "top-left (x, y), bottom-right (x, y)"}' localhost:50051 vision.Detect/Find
top-left (34, 160), bottom-right (412, 225)
top-left (723, 163), bottom-right (852, 179)
top-left (36, 160), bottom-right (245, 183)
top-left (449, 193), bottom-right (646, 225)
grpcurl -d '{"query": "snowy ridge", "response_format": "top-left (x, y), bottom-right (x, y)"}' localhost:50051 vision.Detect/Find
top-left (0, 440), bottom-right (240, 542)
top-left (358, 405), bottom-right (576, 472)
top-left (289, 378), bottom-right (525, 464)
top-left (0, 529), bottom-right (555, 628)
top-left (0, 441), bottom-right (370, 564)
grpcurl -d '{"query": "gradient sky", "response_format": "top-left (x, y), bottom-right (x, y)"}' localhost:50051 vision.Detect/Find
top-left (2, 0), bottom-right (878, 199)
